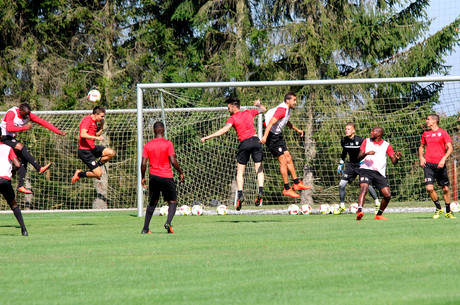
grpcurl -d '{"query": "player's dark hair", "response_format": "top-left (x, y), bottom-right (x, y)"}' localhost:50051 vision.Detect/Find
top-left (19, 103), bottom-right (31, 112)
top-left (226, 97), bottom-right (240, 108)
top-left (346, 122), bottom-right (355, 129)
top-left (93, 106), bottom-right (106, 115)
top-left (154, 121), bottom-right (165, 130)
top-left (428, 114), bottom-right (440, 124)
top-left (284, 92), bottom-right (296, 102)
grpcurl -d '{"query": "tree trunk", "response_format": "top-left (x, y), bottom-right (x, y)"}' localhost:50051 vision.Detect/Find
top-left (301, 96), bottom-right (316, 205)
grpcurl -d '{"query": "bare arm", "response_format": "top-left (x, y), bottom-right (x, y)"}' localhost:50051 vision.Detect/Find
top-left (254, 100), bottom-right (267, 113)
top-left (260, 117), bottom-right (278, 144)
top-left (438, 142), bottom-right (453, 168)
top-left (357, 149), bottom-right (374, 161)
top-left (169, 155), bottom-right (184, 183)
top-left (418, 144), bottom-right (426, 168)
top-left (12, 157), bottom-right (21, 168)
top-left (389, 152), bottom-right (402, 165)
top-left (141, 157), bottom-right (148, 188)
top-left (81, 128), bottom-right (104, 141)
top-left (201, 123), bottom-right (232, 142)
top-left (286, 121), bottom-right (304, 137)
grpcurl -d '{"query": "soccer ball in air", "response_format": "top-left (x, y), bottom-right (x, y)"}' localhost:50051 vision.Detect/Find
top-left (320, 204), bottom-right (330, 214)
top-left (87, 89), bottom-right (101, 103)
top-left (179, 205), bottom-right (191, 216)
top-left (349, 203), bottom-right (359, 214)
top-left (216, 204), bottom-right (228, 215)
top-left (191, 205), bottom-right (204, 216)
top-left (288, 204), bottom-right (300, 215)
top-left (300, 204), bottom-right (312, 215)
top-left (159, 205), bottom-right (169, 216)
top-left (450, 202), bottom-right (460, 213)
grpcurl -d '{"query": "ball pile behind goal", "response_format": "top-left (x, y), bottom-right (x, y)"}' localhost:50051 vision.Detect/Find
top-left (159, 205), bottom-right (169, 216)
top-left (216, 205), bottom-right (228, 215)
top-left (288, 204), bottom-right (300, 215)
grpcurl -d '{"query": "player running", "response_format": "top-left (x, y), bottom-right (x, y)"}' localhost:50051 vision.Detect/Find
top-left (141, 121), bottom-right (184, 234)
top-left (201, 98), bottom-right (266, 210)
top-left (356, 127), bottom-right (402, 220)
top-left (0, 103), bottom-right (66, 194)
top-left (0, 143), bottom-right (28, 235)
top-left (72, 106), bottom-right (115, 183)
top-left (419, 114), bottom-right (454, 219)
top-left (336, 122), bottom-right (380, 214)
top-left (259, 92), bottom-right (310, 198)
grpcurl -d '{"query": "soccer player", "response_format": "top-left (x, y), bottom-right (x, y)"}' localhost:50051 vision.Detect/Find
top-left (356, 127), bottom-right (402, 220)
top-left (201, 98), bottom-right (266, 210)
top-left (336, 122), bottom-right (380, 214)
top-left (72, 106), bottom-right (115, 183)
top-left (141, 121), bottom-right (184, 234)
top-left (0, 142), bottom-right (28, 236)
top-left (259, 92), bottom-right (310, 198)
top-left (0, 103), bottom-right (66, 193)
top-left (418, 114), bottom-right (454, 219)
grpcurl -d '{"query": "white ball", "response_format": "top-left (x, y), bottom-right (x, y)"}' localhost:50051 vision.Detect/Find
top-left (349, 203), bottom-right (359, 214)
top-left (216, 204), bottom-right (228, 215)
top-left (330, 204), bottom-right (340, 214)
top-left (320, 204), bottom-right (330, 214)
top-left (87, 89), bottom-right (101, 103)
top-left (288, 204), bottom-right (300, 215)
top-left (159, 205), bottom-right (169, 216)
top-left (191, 205), bottom-right (204, 216)
top-left (300, 204), bottom-right (312, 215)
top-left (450, 202), bottom-right (460, 213)
top-left (179, 205), bottom-right (191, 216)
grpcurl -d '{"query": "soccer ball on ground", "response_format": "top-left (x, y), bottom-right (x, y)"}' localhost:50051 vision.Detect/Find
top-left (300, 204), bottom-right (312, 215)
top-left (450, 202), bottom-right (460, 213)
top-left (191, 205), bottom-right (204, 216)
top-left (349, 203), bottom-right (359, 214)
top-left (87, 89), bottom-right (101, 103)
top-left (159, 205), bottom-right (169, 216)
top-left (179, 205), bottom-right (191, 216)
top-left (217, 204), bottom-right (228, 215)
top-left (288, 204), bottom-right (300, 215)
top-left (330, 204), bottom-right (340, 214)
top-left (320, 204), bottom-right (330, 214)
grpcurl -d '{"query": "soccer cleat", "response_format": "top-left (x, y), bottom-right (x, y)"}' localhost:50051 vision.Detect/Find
top-left (254, 195), bottom-right (263, 206)
top-left (375, 215), bottom-right (389, 220)
top-left (356, 211), bottom-right (364, 221)
top-left (164, 224), bottom-right (174, 234)
top-left (72, 170), bottom-right (82, 183)
top-left (22, 230), bottom-right (28, 236)
top-left (141, 229), bottom-right (152, 234)
top-left (236, 197), bottom-right (244, 211)
top-left (283, 188), bottom-right (300, 198)
top-left (39, 162), bottom-right (52, 174)
top-left (433, 208), bottom-right (443, 219)
top-left (333, 207), bottom-right (346, 215)
top-left (17, 186), bottom-right (32, 194)
top-left (445, 212), bottom-right (456, 219)
top-left (293, 181), bottom-right (311, 191)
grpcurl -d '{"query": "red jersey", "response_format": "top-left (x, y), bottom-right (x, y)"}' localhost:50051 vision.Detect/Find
top-left (78, 115), bottom-right (98, 150)
top-left (421, 128), bottom-right (452, 164)
top-left (226, 109), bottom-right (260, 142)
top-left (142, 138), bottom-right (175, 178)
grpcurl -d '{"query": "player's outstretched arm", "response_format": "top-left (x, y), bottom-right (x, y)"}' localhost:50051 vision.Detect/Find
top-left (286, 121), bottom-right (303, 137)
top-left (169, 155), bottom-right (184, 183)
top-left (201, 123), bottom-right (232, 142)
top-left (30, 113), bottom-right (65, 135)
top-left (254, 100), bottom-right (267, 113)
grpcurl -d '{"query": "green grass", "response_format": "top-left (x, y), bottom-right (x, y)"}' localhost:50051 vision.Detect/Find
top-left (0, 211), bottom-right (459, 305)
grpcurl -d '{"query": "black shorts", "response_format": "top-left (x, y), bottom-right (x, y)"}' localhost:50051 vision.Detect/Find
top-left (149, 174), bottom-right (177, 203)
top-left (359, 169), bottom-right (389, 191)
top-left (237, 136), bottom-right (263, 165)
top-left (78, 145), bottom-right (106, 171)
top-left (0, 178), bottom-right (15, 204)
top-left (424, 163), bottom-right (449, 187)
top-left (341, 162), bottom-right (360, 182)
top-left (1, 136), bottom-right (20, 149)
top-left (266, 132), bottom-right (288, 157)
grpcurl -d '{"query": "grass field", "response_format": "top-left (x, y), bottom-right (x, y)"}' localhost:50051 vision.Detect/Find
top-left (0, 210), bottom-right (459, 305)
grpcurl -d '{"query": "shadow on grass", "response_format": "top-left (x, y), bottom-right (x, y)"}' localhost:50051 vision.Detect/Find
top-left (216, 219), bottom-right (282, 224)
top-left (73, 223), bottom-right (97, 226)
top-left (0, 224), bottom-right (19, 228)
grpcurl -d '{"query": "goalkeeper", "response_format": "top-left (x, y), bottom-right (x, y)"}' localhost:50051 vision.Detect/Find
top-left (201, 97), bottom-right (266, 210)
top-left (336, 122), bottom-right (379, 214)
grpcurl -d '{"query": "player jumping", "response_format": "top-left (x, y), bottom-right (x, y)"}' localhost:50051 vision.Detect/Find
top-left (259, 92), bottom-right (310, 198)
top-left (356, 127), bottom-right (402, 220)
top-left (0, 103), bottom-right (66, 193)
top-left (201, 98), bottom-right (266, 210)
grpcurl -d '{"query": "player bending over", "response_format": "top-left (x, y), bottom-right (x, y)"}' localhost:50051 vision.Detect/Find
top-left (141, 121), bottom-right (184, 234)
top-left (336, 122), bottom-right (380, 214)
top-left (260, 92), bottom-right (310, 198)
top-left (72, 106), bottom-right (115, 183)
top-left (0, 143), bottom-right (28, 235)
top-left (419, 114), bottom-right (454, 219)
top-left (201, 98), bottom-right (266, 210)
top-left (0, 103), bottom-right (66, 193)
top-left (356, 127), bottom-right (401, 221)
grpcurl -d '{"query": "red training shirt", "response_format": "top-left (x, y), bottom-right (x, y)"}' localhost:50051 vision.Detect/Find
top-left (421, 128), bottom-right (452, 164)
top-left (142, 138), bottom-right (175, 178)
top-left (226, 109), bottom-right (260, 142)
top-left (79, 115), bottom-right (98, 150)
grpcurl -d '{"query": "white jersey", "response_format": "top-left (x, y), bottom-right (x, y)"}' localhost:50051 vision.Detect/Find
top-left (359, 138), bottom-right (394, 177)
top-left (0, 107), bottom-right (30, 137)
top-left (0, 144), bottom-right (16, 179)
top-left (264, 102), bottom-right (291, 135)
